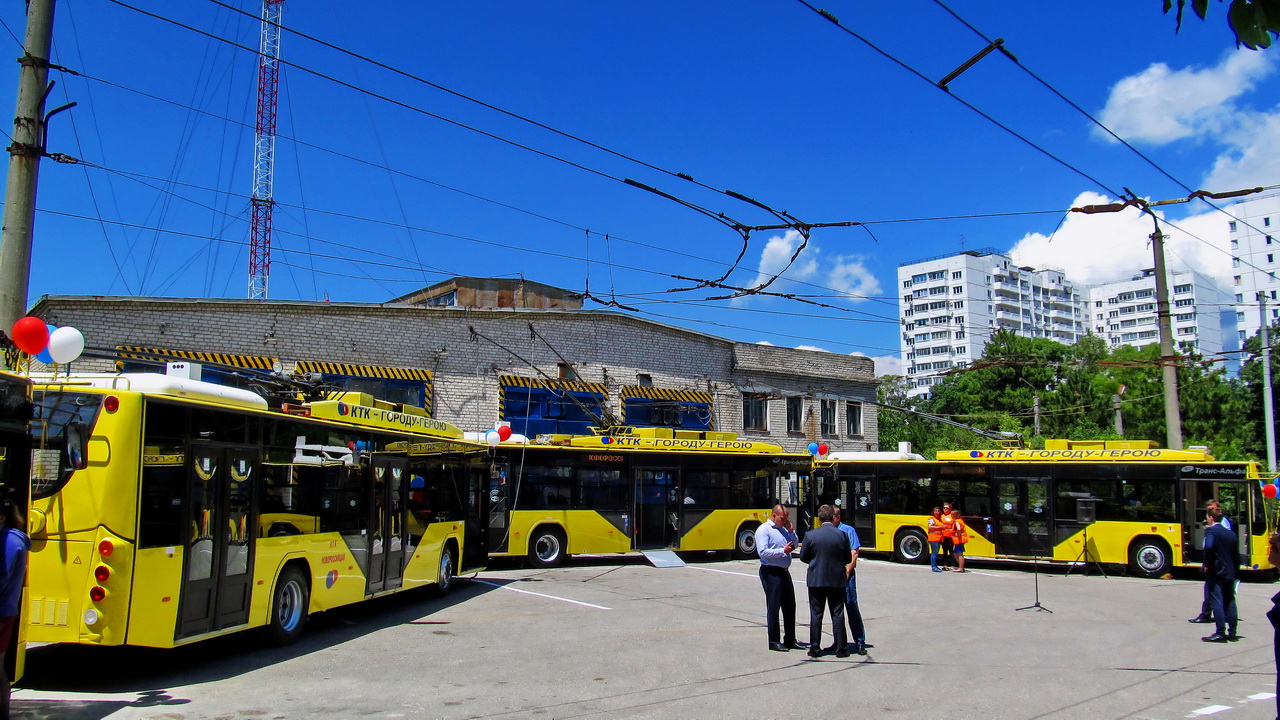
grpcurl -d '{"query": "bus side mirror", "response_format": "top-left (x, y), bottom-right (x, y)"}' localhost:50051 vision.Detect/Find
top-left (65, 421), bottom-right (89, 470)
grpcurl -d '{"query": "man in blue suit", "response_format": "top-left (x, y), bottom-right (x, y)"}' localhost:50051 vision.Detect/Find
top-left (800, 504), bottom-right (852, 658)
top-left (1202, 507), bottom-right (1239, 643)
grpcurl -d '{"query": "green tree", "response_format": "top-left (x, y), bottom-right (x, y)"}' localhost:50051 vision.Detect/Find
top-left (1165, 0), bottom-right (1280, 49)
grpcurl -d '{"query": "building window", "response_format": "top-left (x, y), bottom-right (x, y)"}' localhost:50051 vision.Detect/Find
top-left (820, 399), bottom-right (836, 435)
top-left (845, 402), bottom-right (863, 436)
top-left (952, 271), bottom-right (962, 279)
top-left (786, 396), bottom-right (803, 433)
top-left (558, 363), bottom-right (577, 380)
top-left (1236, 293), bottom-right (1245, 303)
top-left (1266, 217), bottom-right (1272, 227)
top-left (1173, 284), bottom-right (1192, 294)
top-left (952, 285), bottom-right (963, 294)
top-left (742, 394), bottom-right (768, 431)
top-left (1229, 221), bottom-right (1237, 232)
top-left (1235, 276), bottom-right (1242, 286)
top-left (637, 373), bottom-right (652, 387)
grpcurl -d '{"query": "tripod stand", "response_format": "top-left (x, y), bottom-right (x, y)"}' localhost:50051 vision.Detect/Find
top-left (1016, 549), bottom-right (1052, 613)
top-left (1065, 523), bottom-right (1108, 578)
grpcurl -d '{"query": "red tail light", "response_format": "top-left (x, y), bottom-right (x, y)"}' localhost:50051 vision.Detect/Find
top-left (94, 565), bottom-right (110, 583)
top-left (104, 395), bottom-right (119, 413)
top-left (89, 586), bottom-right (105, 602)
top-left (98, 539), bottom-right (113, 557)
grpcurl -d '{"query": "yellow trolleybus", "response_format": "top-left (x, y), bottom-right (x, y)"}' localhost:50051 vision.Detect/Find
top-left (25, 372), bottom-right (482, 648)
top-left (810, 439), bottom-right (1274, 577)
top-left (439, 427), bottom-right (811, 567)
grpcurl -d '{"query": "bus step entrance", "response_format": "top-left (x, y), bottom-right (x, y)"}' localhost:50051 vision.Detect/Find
top-left (641, 550), bottom-right (686, 568)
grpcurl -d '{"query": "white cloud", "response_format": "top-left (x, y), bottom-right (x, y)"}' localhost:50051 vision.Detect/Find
top-left (795, 345), bottom-right (828, 352)
top-left (1203, 108), bottom-right (1280, 190)
top-left (754, 340), bottom-right (775, 346)
top-left (1097, 50), bottom-right (1274, 144)
top-left (1009, 191), bottom-right (1231, 288)
top-left (868, 353), bottom-right (902, 377)
top-left (740, 230), bottom-right (882, 303)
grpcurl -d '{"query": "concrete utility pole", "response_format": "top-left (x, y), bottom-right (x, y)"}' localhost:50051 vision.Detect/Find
top-left (1261, 293), bottom-right (1277, 472)
top-left (1148, 222), bottom-right (1183, 450)
top-left (1112, 392), bottom-right (1124, 436)
top-left (0, 0), bottom-right (57, 329)
top-left (1071, 186), bottom-right (1264, 450)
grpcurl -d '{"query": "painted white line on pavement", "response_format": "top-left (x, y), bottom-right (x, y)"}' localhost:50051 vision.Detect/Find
top-left (686, 565), bottom-right (757, 578)
top-left (1191, 705), bottom-right (1232, 715)
top-left (473, 579), bottom-right (612, 610)
top-left (1249, 693), bottom-right (1277, 700)
top-left (13, 689), bottom-right (140, 702)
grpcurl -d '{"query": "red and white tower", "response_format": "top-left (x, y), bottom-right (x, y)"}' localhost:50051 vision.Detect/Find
top-left (248, 0), bottom-right (285, 300)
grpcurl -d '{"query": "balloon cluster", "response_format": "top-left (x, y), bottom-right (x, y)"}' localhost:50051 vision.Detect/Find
top-left (11, 317), bottom-right (85, 364)
top-left (485, 423), bottom-right (513, 446)
top-left (806, 442), bottom-right (829, 456)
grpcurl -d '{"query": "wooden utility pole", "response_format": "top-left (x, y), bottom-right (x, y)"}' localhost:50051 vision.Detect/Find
top-left (0, 0), bottom-right (56, 328)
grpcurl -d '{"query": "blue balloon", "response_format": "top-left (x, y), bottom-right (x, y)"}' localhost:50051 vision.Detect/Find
top-left (807, 442), bottom-right (819, 455)
top-left (35, 324), bottom-right (56, 364)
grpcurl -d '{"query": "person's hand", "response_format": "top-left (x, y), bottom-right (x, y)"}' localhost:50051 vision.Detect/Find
top-left (784, 541), bottom-right (795, 554)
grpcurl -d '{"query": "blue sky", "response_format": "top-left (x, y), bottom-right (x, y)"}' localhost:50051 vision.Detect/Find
top-left (2, 1), bottom-right (1277, 372)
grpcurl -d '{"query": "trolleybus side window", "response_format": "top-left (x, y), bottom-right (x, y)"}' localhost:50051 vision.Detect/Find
top-left (579, 467), bottom-right (627, 510)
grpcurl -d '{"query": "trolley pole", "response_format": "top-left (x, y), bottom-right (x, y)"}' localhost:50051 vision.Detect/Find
top-left (1261, 293), bottom-right (1277, 472)
top-left (0, 0), bottom-right (56, 329)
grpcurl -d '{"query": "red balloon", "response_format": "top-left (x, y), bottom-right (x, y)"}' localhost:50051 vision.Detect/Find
top-left (1264, 484), bottom-right (1278, 499)
top-left (817, 443), bottom-right (829, 455)
top-left (10, 316), bottom-right (49, 355)
top-left (497, 425), bottom-right (512, 441)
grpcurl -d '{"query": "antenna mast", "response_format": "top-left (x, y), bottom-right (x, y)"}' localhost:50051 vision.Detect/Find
top-left (249, 0), bottom-right (285, 299)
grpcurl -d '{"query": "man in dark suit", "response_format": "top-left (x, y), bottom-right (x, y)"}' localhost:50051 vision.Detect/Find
top-left (1202, 507), bottom-right (1239, 643)
top-left (799, 504), bottom-right (852, 658)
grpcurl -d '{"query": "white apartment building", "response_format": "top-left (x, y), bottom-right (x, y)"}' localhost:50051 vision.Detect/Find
top-left (1086, 269), bottom-right (1236, 362)
top-left (899, 248), bottom-right (1084, 396)
top-left (1228, 192), bottom-right (1280, 344)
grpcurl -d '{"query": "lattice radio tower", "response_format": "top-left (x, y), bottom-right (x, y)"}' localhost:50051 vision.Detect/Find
top-left (248, 0), bottom-right (285, 300)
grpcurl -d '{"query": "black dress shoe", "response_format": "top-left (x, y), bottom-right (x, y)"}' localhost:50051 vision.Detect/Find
top-left (822, 645), bottom-right (838, 653)
top-left (855, 641), bottom-right (868, 656)
top-left (806, 649), bottom-right (820, 658)
top-left (785, 640), bottom-right (809, 650)
top-left (768, 642), bottom-right (788, 652)
top-left (1227, 631), bottom-right (1240, 642)
top-left (835, 648), bottom-right (850, 658)
top-left (1188, 615), bottom-right (1213, 623)
top-left (1202, 632), bottom-right (1229, 643)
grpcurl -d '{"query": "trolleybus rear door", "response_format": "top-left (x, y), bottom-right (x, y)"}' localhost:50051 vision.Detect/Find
top-left (635, 468), bottom-right (678, 550)
top-left (179, 443), bottom-right (257, 638)
top-left (369, 456), bottom-right (408, 594)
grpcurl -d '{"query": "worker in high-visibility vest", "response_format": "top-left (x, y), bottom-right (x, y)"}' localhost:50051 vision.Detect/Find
top-left (940, 502), bottom-right (957, 570)
top-left (951, 508), bottom-right (968, 573)
top-left (926, 507), bottom-right (945, 572)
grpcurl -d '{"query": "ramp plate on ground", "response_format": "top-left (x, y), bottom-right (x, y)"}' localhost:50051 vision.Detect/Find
top-left (641, 550), bottom-right (686, 567)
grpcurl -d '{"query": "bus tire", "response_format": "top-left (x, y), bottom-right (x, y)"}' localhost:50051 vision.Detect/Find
top-left (267, 566), bottom-right (309, 646)
top-left (432, 543), bottom-right (457, 597)
top-left (1128, 537), bottom-right (1172, 578)
top-left (528, 526), bottom-right (566, 568)
top-left (893, 528), bottom-right (927, 564)
top-left (733, 523), bottom-right (760, 559)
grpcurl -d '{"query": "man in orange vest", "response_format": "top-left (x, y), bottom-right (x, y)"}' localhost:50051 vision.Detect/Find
top-left (951, 506), bottom-right (968, 573)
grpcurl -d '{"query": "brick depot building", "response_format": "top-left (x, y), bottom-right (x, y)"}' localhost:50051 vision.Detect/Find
top-left (29, 279), bottom-right (878, 453)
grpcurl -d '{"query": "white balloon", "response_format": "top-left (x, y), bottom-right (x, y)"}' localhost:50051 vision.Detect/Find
top-left (47, 326), bottom-right (85, 364)
top-left (485, 429), bottom-right (501, 446)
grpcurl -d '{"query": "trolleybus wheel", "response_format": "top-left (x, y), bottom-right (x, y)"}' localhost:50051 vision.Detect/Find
top-left (268, 566), bottom-right (309, 646)
top-left (1128, 538), bottom-right (1172, 578)
top-left (528, 526), bottom-right (566, 568)
top-left (732, 523), bottom-right (760, 559)
top-left (893, 528), bottom-right (927, 564)
top-left (432, 544), bottom-right (456, 597)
